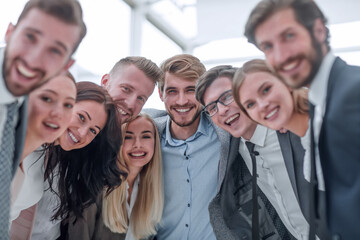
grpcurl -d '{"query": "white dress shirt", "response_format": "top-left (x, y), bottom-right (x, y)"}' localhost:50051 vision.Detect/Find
top-left (0, 47), bottom-right (24, 147)
top-left (125, 174), bottom-right (140, 240)
top-left (239, 125), bottom-right (309, 240)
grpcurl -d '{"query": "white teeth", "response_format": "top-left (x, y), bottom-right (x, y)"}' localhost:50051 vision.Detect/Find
top-left (45, 123), bottom-right (59, 129)
top-left (176, 108), bottom-right (190, 113)
top-left (118, 108), bottom-right (127, 115)
top-left (131, 152), bottom-right (145, 157)
top-left (68, 131), bottom-right (79, 143)
top-left (225, 114), bottom-right (239, 124)
top-left (282, 61), bottom-right (298, 71)
top-left (266, 108), bottom-right (278, 119)
top-left (17, 63), bottom-right (36, 78)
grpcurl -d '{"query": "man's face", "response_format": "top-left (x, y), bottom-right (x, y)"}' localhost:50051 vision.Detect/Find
top-left (159, 72), bottom-right (202, 128)
top-left (3, 8), bottom-right (80, 96)
top-left (202, 76), bottom-right (257, 139)
top-left (254, 8), bottom-right (324, 89)
top-left (102, 64), bottom-right (155, 123)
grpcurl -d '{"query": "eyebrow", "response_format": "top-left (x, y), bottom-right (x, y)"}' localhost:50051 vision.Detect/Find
top-left (26, 27), bottom-right (69, 53)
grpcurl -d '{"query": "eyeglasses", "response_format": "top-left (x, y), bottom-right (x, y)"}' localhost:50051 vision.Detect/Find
top-left (203, 89), bottom-right (234, 117)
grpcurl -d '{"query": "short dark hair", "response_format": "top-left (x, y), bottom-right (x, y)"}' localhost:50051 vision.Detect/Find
top-left (17, 0), bottom-right (87, 54)
top-left (245, 0), bottom-right (330, 50)
top-left (195, 65), bottom-right (237, 106)
top-left (159, 54), bottom-right (206, 93)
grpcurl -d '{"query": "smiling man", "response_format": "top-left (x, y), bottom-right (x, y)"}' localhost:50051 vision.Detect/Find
top-left (245, 0), bottom-right (360, 239)
top-left (196, 65), bottom-right (310, 240)
top-left (101, 57), bottom-right (161, 124)
top-left (145, 54), bottom-right (229, 240)
top-left (0, 0), bottom-right (86, 236)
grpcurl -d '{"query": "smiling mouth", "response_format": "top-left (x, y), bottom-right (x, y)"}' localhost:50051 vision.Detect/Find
top-left (68, 131), bottom-right (79, 143)
top-left (174, 107), bottom-right (191, 113)
top-left (44, 122), bottom-right (59, 129)
top-left (265, 108), bottom-right (279, 120)
top-left (225, 113), bottom-right (240, 126)
top-left (16, 62), bottom-right (37, 79)
top-left (130, 152), bottom-right (146, 157)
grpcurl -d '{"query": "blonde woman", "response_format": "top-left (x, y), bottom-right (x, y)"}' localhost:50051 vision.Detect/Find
top-left (67, 113), bottom-right (163, 240)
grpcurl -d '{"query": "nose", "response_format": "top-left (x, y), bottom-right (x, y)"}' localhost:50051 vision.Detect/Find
top-left (258, 99), bottom-right (269, 111)
top-left (78, 126), bottom-right (88, 138)
top-left (217, 102), bottom-right (229, 116)
top-left (49, 104), bottom-right (64, 119)
top-left (134, 137), bottom-right (142, 148)
top-left (124, 94), bottom-right (137, 112)
top-left (176, 91), bottom-right (188, 105)
top-left (272, 44), bottom-right (291, 68)
top-left (24, 45), bottom-right (45, 69)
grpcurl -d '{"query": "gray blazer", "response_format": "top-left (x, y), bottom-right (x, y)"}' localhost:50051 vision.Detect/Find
top-left (209, 130), bottom-right (309, 240)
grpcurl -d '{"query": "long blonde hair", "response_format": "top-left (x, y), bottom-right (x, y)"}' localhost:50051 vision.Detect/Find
top-left (102, 113), bottom-right (163, 239)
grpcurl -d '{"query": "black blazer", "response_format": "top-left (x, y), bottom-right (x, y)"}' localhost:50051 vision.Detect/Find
top-left (12, 96), bottom-right (28, 177)
top-left (318, 57), bottom-right (360, 239)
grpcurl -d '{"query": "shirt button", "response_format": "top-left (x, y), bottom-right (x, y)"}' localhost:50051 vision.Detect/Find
top-left (185, 156), bottom-right (189, 160)
top-left (185, 224), bottom-right (188, 227)
top-left (188, 203), bottom-right (190, 207)
top-left (187, 179), bottom-right (189, 183)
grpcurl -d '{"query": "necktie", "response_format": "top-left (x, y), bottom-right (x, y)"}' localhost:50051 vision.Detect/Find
top-left (245, 141), bottom-right (259, 240)
top-left (0, 101), bottom-right (19, 238)
top-left (309, 102), bottom-right (318, 240)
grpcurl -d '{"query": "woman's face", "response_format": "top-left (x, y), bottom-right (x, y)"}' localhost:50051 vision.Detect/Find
top-left (122, 117), bottom-right (155, 172)
top-left (58, 100), bottom-right (107, 151)
top-left (238, 71), bottom-right (294, 131)
top-left (27, 74), bottom-right (76, 143)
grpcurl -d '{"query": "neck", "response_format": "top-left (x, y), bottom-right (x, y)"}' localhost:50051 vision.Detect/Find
top-left (241, 123), bottom-right (257, 141)
top-left (285, 112), bottom-right (309, 137)
top-left (127, 166), bottom-right (141, 189)
top-left (170, 116), bottom-right (201, 140)
top-left (21, 130), bottom-right (43, 162)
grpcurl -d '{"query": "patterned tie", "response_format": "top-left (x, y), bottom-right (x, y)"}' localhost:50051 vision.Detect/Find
top-left (0, 101), bottom-right (19, 238)
top-left (245, 141), bottom-right (259, 240)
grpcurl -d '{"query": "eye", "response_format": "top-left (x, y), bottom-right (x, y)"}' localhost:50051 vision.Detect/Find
top-left (261, 43), bottom-right (272, 52)
top-left (89, 128), bottom-right (97, 135)
top-left (41, 96), bottom-right (52, 103)
top-left (187, 88), bottom-right (195, 93)
top-left (79, 114), bottom-right (85, 122)
top-left (166, 89), bottom-right (176, 95)
top-left (137, 96), bottom-right (146, 103)
top-left (64, 103), bottom-right (73, 109)
top-left (124, 135), bottom-right (132, 140)
top-left (25, 33), bottom-right (35, 42)
top-left (285, 32), bottom-right (294, 40)
top-left (263, 86), bottom-right (271, 94)
top-left (142, 134), bottom-right (152, 139)
top-left (246, 102), bottom-right (255, 109)
top-left (121, 86), bottom-right (130, 93)
top-left (50, 47), bottom-right (62, 56)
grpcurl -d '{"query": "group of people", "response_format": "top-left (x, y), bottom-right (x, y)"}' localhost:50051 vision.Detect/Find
top-left (1, 0), bottom-right (359, 240)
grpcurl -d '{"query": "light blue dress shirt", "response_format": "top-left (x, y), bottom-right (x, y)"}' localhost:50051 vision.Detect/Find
top-left (156, 113), bottom-right (220, 240)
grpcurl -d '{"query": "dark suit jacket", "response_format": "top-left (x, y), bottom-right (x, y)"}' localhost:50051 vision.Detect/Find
top-left (12, 96), bottom-right (28, 176)
top-left (318, 57), bottom-right (360, 239)
top-left (209, 130), bottom-right (307, 240)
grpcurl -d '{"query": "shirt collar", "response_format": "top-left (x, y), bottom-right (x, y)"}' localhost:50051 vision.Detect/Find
top-left (308, 51), bottom-right (336, 107)
top-left (240, 124), bottom-right (267, 147)
top-left (0, 47), bottom-right (25, 105)
top-left (163, 111), bottom-right (209, 146)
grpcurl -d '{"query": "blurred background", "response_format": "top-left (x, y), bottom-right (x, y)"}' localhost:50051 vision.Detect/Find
top-left (1, 0), bottom-right (360, 109)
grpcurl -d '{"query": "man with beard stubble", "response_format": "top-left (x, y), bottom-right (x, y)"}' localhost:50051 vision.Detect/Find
top-left (245, 0), bottom-right (360, 239)
top-left (144, 54), bottom-right (230, 240)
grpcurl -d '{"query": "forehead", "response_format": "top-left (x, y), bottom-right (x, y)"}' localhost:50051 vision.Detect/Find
top-left (111, 64), bottom-right (155, 96)
top-left (16, 8), bottom-right (81, 53)
top-left (163, 72), bottom-right (196, 89)
top-left (127, 117), bottom-right (154, 133)
top-left (203, 76), bottom-right (232, 104)
top-left (255, 8), bottom-right (304, 43)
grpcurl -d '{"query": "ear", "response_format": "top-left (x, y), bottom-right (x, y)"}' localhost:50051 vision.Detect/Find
top-left (158, 87), bottom-right (164, 102)
top-left (313, 19), bottom-right (326, 44)
top-left (101, 74), bottom-right (110, 88)
top-left (63, 58), bottom-right (75, 72)
top-left (5, 23), bottom-right (15, 43)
